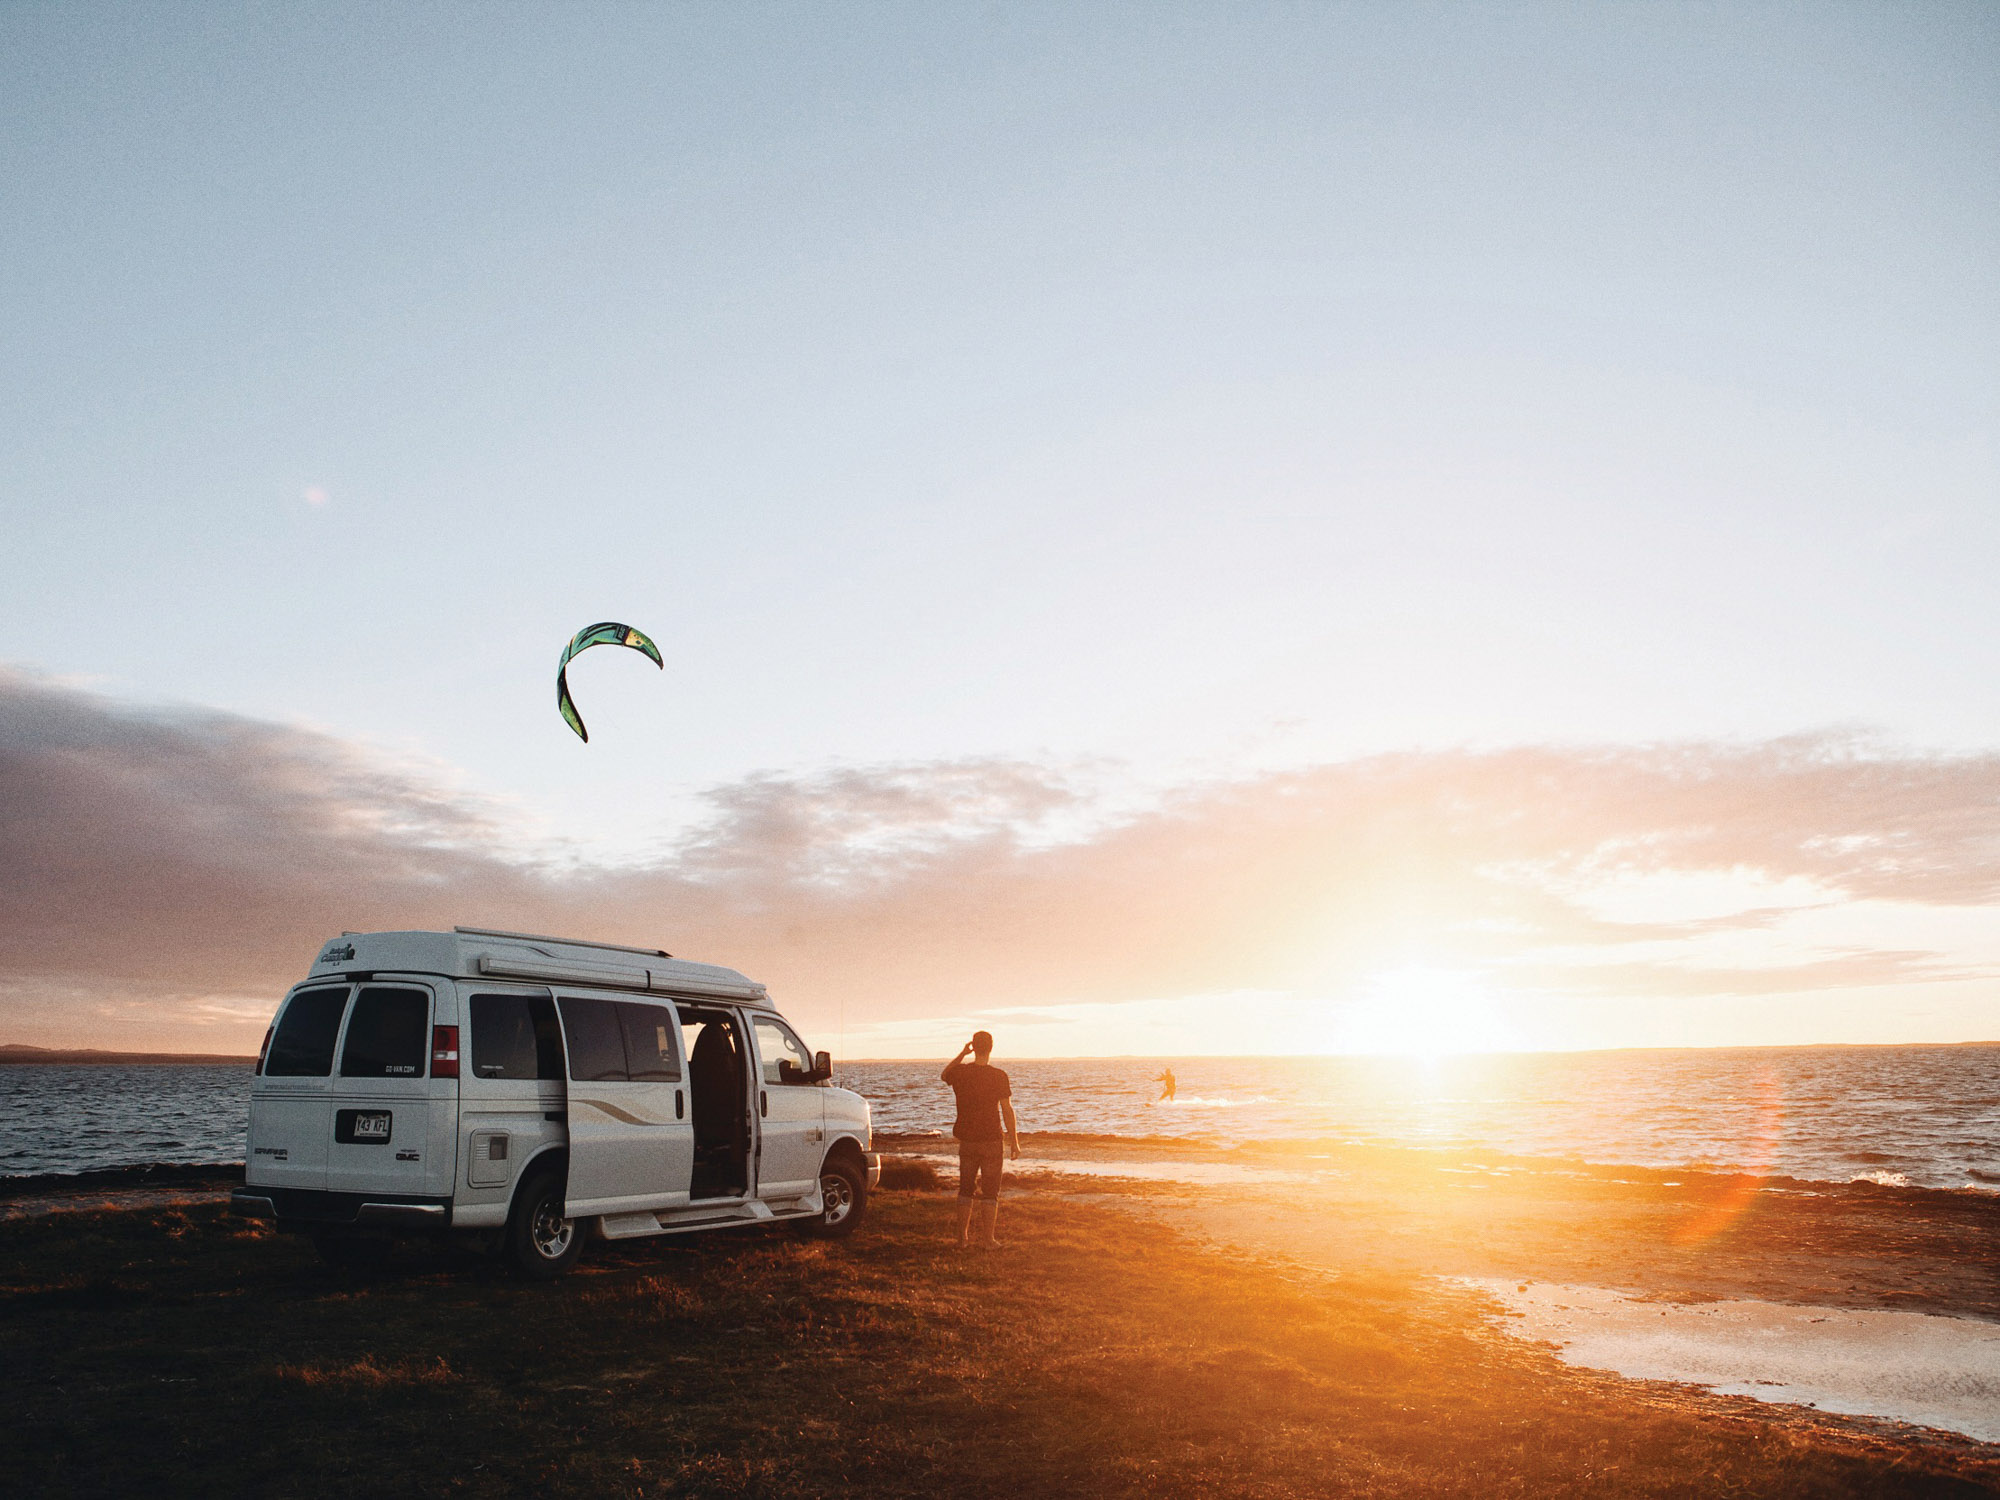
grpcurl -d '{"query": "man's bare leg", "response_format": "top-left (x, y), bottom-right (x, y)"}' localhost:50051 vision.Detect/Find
top-left (974, 1199), bottom-right (999, 1248)
top-left (953, 1198), bottom-right (975, 1246)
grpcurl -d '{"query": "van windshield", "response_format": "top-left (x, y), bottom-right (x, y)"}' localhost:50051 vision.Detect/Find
top-left (265, 987), bottom-right (349, 1076)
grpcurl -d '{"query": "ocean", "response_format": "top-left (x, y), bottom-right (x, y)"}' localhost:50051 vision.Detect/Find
top-left (4, 1045), bottom-right (1997, 1191)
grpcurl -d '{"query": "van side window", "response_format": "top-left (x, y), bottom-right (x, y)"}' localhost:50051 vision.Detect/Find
top-left (618, 1002), bottom-right (682, 1081)
top-left (470, 993), bottom-right (564, 1081)
top-left (340, 987), bottom-right (430, 1077)
top-left (752, 1016), bottom-right (814, 1085)
top-left (265, 987), bottom-right (349, 1076)
top-left (559, 996), bottom-right (628, 1081)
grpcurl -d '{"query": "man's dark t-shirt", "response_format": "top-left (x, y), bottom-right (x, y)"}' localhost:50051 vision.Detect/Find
top-left (945, 1061), bottom-right (1011, 1142)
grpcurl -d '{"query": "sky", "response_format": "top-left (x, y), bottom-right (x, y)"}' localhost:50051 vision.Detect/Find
top-left (2, 3), bottom-right (1998, 1057)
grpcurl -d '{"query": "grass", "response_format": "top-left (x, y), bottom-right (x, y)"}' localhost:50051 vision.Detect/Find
top-left (2, 1187), bottom-right (1993, 1498)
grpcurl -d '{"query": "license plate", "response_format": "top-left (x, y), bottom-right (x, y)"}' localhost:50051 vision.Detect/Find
top-left (352, 1112), bottom-right (391, 1140)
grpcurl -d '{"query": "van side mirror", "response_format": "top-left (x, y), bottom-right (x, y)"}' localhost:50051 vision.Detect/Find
top-left (779, 1052), bottom-right (835, 1085)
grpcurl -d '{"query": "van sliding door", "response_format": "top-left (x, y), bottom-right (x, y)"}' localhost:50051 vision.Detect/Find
top-left (557, 994), bottom-right (694, 1217)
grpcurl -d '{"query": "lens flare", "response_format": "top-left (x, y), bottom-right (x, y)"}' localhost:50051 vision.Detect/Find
top-left (1671, 1070), bottom-right (1784, 1245)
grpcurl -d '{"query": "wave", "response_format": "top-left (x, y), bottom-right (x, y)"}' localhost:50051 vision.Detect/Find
top-left (1149, 1095), bottom-right (1270, 1110)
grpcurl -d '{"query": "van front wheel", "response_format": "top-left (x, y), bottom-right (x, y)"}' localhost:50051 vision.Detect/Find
top-left (804, 1156), bottom-right (867, 1239)
top-left (506, 1169), bottom-right (585, 1279)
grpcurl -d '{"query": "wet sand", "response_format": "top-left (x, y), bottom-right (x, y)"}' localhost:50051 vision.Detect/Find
top-left (877, 1131), bottom-right (2000, 1320)
top-left (885, 1131), bottom-right (2000, 1449)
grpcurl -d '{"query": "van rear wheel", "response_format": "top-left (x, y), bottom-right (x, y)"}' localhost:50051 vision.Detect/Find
top-left (506, 1169), bottom-right (585, 1279)
top-left (803, 1155), bottom-right (867, 1239)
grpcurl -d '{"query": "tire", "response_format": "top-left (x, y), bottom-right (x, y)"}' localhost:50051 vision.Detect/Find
top-left (803, 1154), bottom-right (867, 1239)
top-left (505, 1168), bottom-right (587, 1279)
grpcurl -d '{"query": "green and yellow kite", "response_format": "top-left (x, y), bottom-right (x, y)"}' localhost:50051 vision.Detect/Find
top-left (556, 621), bottom-right (662, 742)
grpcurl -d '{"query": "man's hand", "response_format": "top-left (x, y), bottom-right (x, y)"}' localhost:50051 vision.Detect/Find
top-left (1007, 1139), bottom-right (1020, 1161)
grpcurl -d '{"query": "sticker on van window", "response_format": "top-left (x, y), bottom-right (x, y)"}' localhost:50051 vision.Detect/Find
top-left (318, 942), bottom-right (356, 965)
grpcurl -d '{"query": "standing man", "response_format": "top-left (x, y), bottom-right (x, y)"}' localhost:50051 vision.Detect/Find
top-left (941, 1030), bottom-right (1019, 1248)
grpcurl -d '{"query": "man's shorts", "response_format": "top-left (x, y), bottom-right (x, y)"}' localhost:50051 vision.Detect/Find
top-left (956, 1139), bottom-right (1005, 1201)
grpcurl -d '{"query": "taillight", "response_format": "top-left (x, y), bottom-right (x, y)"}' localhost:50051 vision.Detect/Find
top-left (256, 1026), bottom-right (272, 1075)
top-left (431, 1025), bottom-right (459, 1079)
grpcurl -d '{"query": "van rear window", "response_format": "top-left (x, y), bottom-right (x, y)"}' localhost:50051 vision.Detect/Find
top-left (340, 987), bottom-right (430, 1077)
top-left (558, 996), bottom-right (628, 1081)
top-left (470, 994), bottom-right (565, 1080)
top-left (265, 987), bottom-right (349, 1076)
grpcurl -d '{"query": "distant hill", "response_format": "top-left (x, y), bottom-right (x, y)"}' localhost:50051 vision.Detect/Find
top-left (0, 1044), bottom-right (256, 1067)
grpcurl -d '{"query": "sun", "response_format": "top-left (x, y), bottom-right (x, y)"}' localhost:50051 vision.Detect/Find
top-left (1335, 966), bottom-right (1515, 1057)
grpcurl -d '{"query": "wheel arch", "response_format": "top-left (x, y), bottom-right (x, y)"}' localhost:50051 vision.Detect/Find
top-left (822, 1134), bottom-right (867, 1174)
top-left (504, 1146), bottom-right (569, 1218)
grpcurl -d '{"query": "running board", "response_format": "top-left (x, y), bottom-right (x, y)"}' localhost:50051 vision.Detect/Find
top-left (597, 1199), bottom-right (783, 1240)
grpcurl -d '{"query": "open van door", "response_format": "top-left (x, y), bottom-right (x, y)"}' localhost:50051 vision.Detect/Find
top-left (749, 1015), bottom-right (826, 1204)
top-left (557, 993), bottom-right (695, 1217)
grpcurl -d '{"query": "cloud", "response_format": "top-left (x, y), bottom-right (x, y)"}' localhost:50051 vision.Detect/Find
top-left (5, 669), bottom-right (2000, 1049)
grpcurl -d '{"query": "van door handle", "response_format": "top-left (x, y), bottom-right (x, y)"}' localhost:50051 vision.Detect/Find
top-left (760, 1090), bottom-right (767, 1117)
top-left (675, 1089), bottom-right (683, 1120)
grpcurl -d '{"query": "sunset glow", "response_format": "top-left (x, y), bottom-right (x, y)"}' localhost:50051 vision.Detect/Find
top-left (1334, 968), bottom-right (1517, 1059)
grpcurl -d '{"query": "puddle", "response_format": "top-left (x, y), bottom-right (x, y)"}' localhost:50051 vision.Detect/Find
top-left (1464, 1278), bottom-right (2000, 1442)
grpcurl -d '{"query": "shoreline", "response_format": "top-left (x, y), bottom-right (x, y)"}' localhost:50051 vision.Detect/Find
top-left (13, 1126), bottom-right (1997, 1196)
top-left (882, 1132), bottom-right (2000, 1320)
top-left (885, 1133), bottom-right (2000, 1449)
top-left (0, 1048), bottom-right (254, 1066)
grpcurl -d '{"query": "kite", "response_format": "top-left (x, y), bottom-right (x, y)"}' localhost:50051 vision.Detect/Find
top-left (556, 621), bottom-right (662, 742)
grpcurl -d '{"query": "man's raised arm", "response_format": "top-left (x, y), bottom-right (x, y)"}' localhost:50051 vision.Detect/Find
top-left (940, 1039), bottom-right (973, 1083)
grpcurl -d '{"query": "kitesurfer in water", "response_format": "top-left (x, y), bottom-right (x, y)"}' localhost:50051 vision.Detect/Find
top-left (1153, 1065), bottom-right (1176, 1104)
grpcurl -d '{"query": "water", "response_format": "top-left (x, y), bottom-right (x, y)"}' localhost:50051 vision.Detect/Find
top-left (4, 1045), bottom-right (1997, 1190)
top-left (842, 1045), bottom-right (2000, 1193)
top-left (1, 1066), bottom-right (251, 1177)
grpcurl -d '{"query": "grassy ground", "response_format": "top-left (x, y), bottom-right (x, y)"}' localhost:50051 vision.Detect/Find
top-left (3, 1187), bottom-right (1994, 1499)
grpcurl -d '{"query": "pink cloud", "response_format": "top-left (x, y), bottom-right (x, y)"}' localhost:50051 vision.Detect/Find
top-left (4, 670), bottom-right (2000, 1049)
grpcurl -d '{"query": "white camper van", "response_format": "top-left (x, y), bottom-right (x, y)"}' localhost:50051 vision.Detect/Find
top-left (232, 928), bottom-right (880, 1278)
